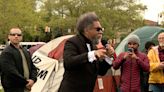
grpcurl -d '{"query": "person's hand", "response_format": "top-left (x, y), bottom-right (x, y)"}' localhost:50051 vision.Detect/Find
top-left (94, 49), bottom-right (107, 60)
top-left (106, 44), bottom-right (115, 57)
top-left (131, 53), bottom-right (139, 60)
top-left (123, 52), bottom-right (128, 59)
top-left (26, 79), bottom-right (34, 91)
top-left (157, 62), bottom-right (164, 69)
top-left (123, 51), bottom-right (138, 60)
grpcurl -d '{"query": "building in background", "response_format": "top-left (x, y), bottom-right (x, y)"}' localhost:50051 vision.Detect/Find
top-left (144, 19), bottom-right (158, 26)
top-left (158, 12), bottom-right (164, 25)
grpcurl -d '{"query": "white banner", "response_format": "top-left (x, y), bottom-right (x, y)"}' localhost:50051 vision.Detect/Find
top-left (30, 35), bottom-right (74, 92)
top-left (31, 51), bottom-right (58, 92)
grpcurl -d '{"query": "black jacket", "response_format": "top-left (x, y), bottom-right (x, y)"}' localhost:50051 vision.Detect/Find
top-left (0, 44), bottom-right (37, 92)
top-left (58, 34), bottom-right (111, 92)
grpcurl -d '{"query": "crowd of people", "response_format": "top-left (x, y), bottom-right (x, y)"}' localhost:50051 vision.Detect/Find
top-left (0, 12), bottom-right (163, 92)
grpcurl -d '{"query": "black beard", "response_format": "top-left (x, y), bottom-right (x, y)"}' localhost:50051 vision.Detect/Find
top-left (91, 37), bottom-right (99, 45)
top-left (133, 48), bottom-right (138, 52)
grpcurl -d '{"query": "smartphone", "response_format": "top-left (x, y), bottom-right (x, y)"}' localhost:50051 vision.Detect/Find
top-left (128, 48), bottom-right (133, 52)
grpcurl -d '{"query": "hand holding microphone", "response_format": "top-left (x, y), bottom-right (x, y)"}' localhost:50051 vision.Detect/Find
top-left (94, 49), bottom-right (107, 60)
top-left (106, 44), bottom-right (115, 57)
top-left (101, 39), bottom-right (115, 57)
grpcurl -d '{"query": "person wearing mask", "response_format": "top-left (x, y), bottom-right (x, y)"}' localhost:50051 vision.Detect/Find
top-left (112, 35), bottom-right (149, 92)
top-left (58, 12), bottom-right (114, 92)
top-left (0, 27), bottom-right (37, 92)
top-left (148, 32), bottom-right (164, 92)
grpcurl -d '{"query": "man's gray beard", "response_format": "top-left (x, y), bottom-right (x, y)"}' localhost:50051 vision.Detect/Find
top-left (159, 43), bottom-right (164, 47)
top-left (92, 37), bottom-right (99, 45)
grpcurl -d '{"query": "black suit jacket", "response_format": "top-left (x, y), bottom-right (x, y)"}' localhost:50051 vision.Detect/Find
top-left (0, 44), bottom-right (37, 92)
top-left (58, 34), bottom-right (111, 92)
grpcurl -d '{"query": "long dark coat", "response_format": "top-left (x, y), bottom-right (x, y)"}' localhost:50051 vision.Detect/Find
top-left (58, 34), bottom-right (112, 92)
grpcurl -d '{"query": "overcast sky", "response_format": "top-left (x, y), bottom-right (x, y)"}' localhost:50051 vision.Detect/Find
top-left (140, 0), bottom-right (164, 22)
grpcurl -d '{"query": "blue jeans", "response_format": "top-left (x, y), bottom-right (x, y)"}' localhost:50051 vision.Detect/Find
top-left (149, 84), bottom-right (164, 92)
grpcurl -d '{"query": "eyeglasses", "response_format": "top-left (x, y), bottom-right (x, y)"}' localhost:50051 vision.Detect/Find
top-left (94, 27), bottom-right (104, 32)
top-left (9, 33), bottom-right (22, 36)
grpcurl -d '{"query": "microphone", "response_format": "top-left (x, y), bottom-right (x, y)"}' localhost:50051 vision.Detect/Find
top-left (101, 39), bottom-right (109, 48)
top-left (101, 39), bottom-right (114, 57)
top-left (101, 39), bottom-right (114, 65)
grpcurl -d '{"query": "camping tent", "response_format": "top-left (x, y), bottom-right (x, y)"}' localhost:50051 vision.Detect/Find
top-left (31, 35), bottom-right (74, 92)
top-left (115, 26), bottom-right (164, 55)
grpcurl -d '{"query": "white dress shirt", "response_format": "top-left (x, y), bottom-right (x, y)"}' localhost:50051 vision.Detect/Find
top-left (86, 43), bottom-right (112, 65)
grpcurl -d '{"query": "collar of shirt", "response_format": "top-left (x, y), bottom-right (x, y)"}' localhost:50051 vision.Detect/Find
top-left (80, 33), bottom-right (92, 44)
top-left (158, 46), bottom-right (164, 52)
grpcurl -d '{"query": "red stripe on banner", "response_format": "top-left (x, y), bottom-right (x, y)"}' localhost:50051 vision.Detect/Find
top-left (48, 39), bottom-right (68, 60)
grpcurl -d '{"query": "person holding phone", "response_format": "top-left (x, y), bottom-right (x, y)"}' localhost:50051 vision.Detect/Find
top-left (112, 35), bottom-right (149, 92)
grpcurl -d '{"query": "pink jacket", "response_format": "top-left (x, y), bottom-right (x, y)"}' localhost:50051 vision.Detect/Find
top-left (113, 51), bottom-right (149, 92)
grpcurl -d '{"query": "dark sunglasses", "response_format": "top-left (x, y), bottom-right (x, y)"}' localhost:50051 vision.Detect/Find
top-left (94, 27), bottom-right (104, 32)
top-left (9, 33), bottom-right (22, 36)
